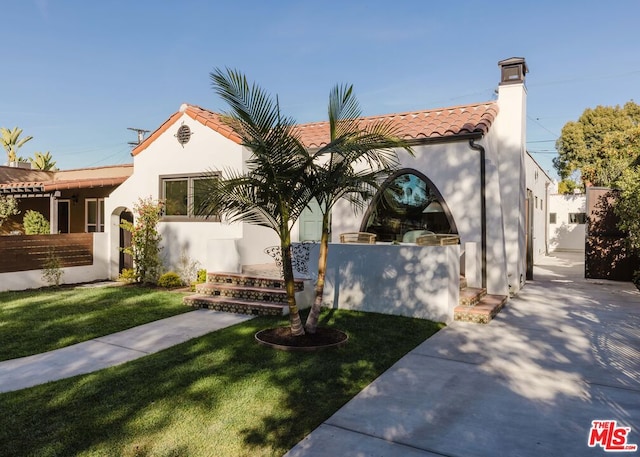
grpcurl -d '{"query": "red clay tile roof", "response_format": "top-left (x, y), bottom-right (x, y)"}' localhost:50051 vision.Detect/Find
top-left (133, 101), bottom-right (498, 155)
top-left (131, 104), bottom-right (242, 156)
top-left (295, 102), bottom-right (498, 148)
top-left (0, 164), bottom-right (133, 194)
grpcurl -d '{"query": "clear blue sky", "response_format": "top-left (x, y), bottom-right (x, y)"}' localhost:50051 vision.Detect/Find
top-left (2, 1), bottom-right (639, 178)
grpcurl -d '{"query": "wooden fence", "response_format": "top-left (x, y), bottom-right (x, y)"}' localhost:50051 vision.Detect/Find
top-left (0, 234), bottom-right (94, 274)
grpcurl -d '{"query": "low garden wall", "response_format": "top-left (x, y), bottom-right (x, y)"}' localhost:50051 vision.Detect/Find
top-left (0, 233), bottom-right (110, 291)
top-left (302, 242), bottom-right (460, 324)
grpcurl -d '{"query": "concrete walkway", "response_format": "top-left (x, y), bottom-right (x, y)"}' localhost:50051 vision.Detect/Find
top-left (0, 309), bottom-right (253, 393)
top-left (286, 252), bottom-right (640, 457)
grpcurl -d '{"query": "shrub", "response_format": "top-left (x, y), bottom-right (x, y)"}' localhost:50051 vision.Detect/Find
top-left (157, 271), bottom-right (184, 289)
top-left (197, 269), bottom-right (207, 283)
top-left (120, 197), bottom-right (164, 284)
top-left (0, 195), bottom-right (19, 229)
top-left (176, 250), bottom-right (201, 285)
top-left (42, 249), bottom-right (63, 287)
top-left (118, 268), bottom-right (137, 283)
top-left (23, 210), bottom-right (50, 234)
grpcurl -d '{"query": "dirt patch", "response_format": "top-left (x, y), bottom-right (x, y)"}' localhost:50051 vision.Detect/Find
top-left (255, 326), bottom-right (348, 351)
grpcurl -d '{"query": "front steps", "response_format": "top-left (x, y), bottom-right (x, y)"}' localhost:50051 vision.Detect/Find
top-left (183, 272), bottom-right (304, 316)
top-left (185, 270), bottom-right (505, 323)
top-left (454, 280), bottom-right (508, 324)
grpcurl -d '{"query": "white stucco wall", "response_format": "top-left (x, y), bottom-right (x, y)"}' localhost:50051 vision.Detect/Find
top-left (525, 152), bottom-right (552, 262)
top-left (493, 82), bottom-right (527, 294)
top-left (306, 243), bottom-right (460, 323)
top-left (105, 110), bottom-right (257, 279)
top-left (548, 193), bottom-right (586, 252)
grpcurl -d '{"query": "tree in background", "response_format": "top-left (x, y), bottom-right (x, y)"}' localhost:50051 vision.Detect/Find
top-left (0, 127), bottom-right (33, 164)
top-left (614, 166), bottom-right (640, 288)
top-left (554, 101), bottom-right (640, 186)
top-left (120, 197), bottom-right (164, 284)
top-left (0, 195), bottom-right (20, 229)
top-left (557, 178), bottom-right (580, 194)
top-left (29, 152), bottom-right (58, 171)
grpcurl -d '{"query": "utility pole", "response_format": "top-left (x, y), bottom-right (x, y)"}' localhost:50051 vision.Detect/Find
top-left (127, 127), bottom-right (150, 148)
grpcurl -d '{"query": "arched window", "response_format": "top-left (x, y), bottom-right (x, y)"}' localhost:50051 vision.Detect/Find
top-left (360, 169), bottom-right (457, 242)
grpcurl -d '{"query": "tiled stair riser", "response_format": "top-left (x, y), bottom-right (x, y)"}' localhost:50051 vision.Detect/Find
top-left (455, 279), bottom-right (508, 324)
top-left (184, 272), bottom-right (304, 316)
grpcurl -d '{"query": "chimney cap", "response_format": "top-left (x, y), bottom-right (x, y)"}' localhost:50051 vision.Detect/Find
top-left (498, 57), bottom-right (528, 85)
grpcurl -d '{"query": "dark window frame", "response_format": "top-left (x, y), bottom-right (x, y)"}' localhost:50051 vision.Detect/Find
top-left (159, 173), bottom-right (220, 222)
top-left (568, 212), bottom-right (586, 224)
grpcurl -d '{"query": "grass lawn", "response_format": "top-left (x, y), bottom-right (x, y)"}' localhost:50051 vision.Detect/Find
top-left (0, 309), bottom-right (444, 457)
top-left (0, 285), bottom-right (191, 361)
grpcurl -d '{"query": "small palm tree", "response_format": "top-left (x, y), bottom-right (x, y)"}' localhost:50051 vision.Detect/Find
top-left (304, 85), bottom-right (412, 333)
top-left (199, 68), bottom-right (314, 336)
top-left (0, 127), bottom-right (33, 164)
top-left (29, 151), bottom-right (57, 171)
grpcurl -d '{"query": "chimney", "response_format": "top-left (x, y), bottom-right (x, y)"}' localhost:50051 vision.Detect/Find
top-left (495, 57), bottom-right (528, 296)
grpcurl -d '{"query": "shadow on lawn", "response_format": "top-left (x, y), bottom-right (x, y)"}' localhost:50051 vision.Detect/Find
top-left (0, 309), bottom-right (442, 456)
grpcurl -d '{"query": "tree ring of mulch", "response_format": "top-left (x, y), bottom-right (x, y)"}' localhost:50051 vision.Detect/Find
top-left (255, 327), bottom-right (348, 352)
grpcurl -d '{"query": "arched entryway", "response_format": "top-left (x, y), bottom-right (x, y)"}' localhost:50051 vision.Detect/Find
top-left (360, 169), bottom-right (458, 242)
top-left (109, 207), bottom-right (133, 279)
top-left (119, 210), bottom-right (133, 274)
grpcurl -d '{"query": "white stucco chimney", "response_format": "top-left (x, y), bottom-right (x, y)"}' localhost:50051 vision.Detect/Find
top-left (495, 57), bottom-right (528, 295)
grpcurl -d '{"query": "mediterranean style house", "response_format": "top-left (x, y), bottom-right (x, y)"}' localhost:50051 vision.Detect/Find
top-left (105, 57), bottom-right (551, 310)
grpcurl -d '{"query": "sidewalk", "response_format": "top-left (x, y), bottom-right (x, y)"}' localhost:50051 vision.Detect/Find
top-left (286, 252), bottom-right (640, 457)
top-left (0, 309), bottom-right (253, 393)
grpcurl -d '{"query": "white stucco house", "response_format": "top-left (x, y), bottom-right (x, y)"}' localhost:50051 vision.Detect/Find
top-left (104, 57), bottom-right (551, 321)
top-left (548, 191), bottom-right (586, 252)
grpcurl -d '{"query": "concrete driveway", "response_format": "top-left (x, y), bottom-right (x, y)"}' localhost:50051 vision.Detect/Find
top-left (286, 252), bottom-right (640, 456)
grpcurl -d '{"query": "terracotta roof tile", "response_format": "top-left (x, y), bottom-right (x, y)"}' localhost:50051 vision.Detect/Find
top-left (132, 101), bottom-right (498, 156)
top-left (294, 102), bottom-right (498, 148)
top-left (0, 164), bottom-right (133, 194)
top-left (132, 104), bottom-right (242, 156)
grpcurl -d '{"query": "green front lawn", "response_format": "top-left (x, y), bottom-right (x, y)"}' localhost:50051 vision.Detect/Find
top-left (0, 285), bottom-right (191, 361)
top-left (0, 309), bottom-right (443, 457)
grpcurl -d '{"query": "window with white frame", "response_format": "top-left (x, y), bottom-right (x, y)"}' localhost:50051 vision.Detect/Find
top-left (160, 174), bottom-right (220, 221)
top-left (85, 198), bottom-right (105, 232)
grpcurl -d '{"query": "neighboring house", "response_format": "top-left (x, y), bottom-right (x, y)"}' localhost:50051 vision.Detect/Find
top-left (106, 57), bottom-right (549, 300)
top-left (0, 164), bottom-right (133, 235)
top-left (548, 191), bottom-right (586, 252)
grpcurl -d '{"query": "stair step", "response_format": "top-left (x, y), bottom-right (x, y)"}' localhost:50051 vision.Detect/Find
top-left (459, 287), bottom-right (486, 307)
top-left (454, 294), bottom-right (508, 324)
top-left (195, 283), bottom-right (289, 304)
top-left (206, 272), bottom-right (304, 291)
top-left (184, 294), bottom-right (288, 316)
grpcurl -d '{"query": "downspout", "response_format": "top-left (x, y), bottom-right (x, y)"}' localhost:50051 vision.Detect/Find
top-left (468, 139), bottom-right (487, 289)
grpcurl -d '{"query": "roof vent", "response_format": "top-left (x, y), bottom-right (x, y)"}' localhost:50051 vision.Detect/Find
top-left (176, 124), bottom-right (192, 146)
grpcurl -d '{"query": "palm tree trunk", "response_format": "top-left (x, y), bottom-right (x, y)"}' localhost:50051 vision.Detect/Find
top-left (281, 230), bottom-right (305, 336)
top-left (305, 213), bottom-right (330, 333)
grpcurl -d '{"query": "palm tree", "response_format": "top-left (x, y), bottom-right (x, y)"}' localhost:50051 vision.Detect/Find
top-left (199, 68), bottom-right (314, 336)
top-left (304, 85), bottom-right (412, 334)
top-left (29, 151), bottom-right (58, 170)
top-left (0, 127), bottom-right (33, 164)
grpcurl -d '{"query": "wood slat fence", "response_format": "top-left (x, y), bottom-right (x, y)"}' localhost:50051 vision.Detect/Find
top-left (0, 234), bottom-right (94, 273)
